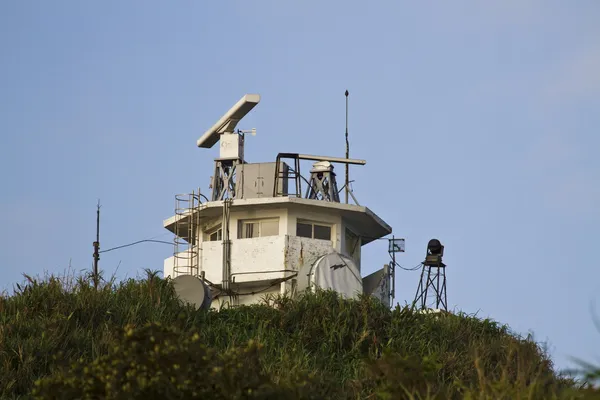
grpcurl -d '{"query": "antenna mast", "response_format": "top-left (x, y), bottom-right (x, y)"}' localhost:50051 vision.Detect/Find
top-left (92, 200), bottom-right (101, 290)
top-left (344, 90), bottom-right (349, 204)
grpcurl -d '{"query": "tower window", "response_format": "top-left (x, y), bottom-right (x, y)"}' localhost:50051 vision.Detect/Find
top-left (345, 228), bottom-right (360, 262)
top-left (296, 221), bottom-right (332, 241)
top-left (205, 225), bottom-right (222, 241)
top-left (238, 218), bottom-right (279, 239)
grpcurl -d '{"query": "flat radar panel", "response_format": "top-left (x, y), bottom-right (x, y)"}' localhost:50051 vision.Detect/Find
top-left (196, 94), bottom-right (261, 148)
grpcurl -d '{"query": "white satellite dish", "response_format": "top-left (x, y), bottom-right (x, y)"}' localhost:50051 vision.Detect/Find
top-left (296, 253), bottom-right (363, 300)
top-left (172, 274), bottom-right (212, 310)
top-left (196, 94), bottom-right (260, 148)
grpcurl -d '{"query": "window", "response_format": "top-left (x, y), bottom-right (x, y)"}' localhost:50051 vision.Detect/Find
top-left (314, 224), bottom-right (331, 240)
top-left (205, 225), bottom-right (222, 242)
top-left (297, 222), bottom-right (312, 238)
top-left (296, 221), bottom-right (332, 241)
top-left (238, 218), bottom-right (279, 239)
top-left (345, 228), bottom-right (360, 261)
top-left (209, 229), bottom-right (222, 241)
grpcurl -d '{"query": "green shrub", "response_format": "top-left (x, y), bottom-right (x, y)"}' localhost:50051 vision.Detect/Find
top-left (1, 271), bottom-right (598, 399)
top-left (0, 270), bottom-right (192, 397)
top-left (32, 323), bottom-right (303, 399)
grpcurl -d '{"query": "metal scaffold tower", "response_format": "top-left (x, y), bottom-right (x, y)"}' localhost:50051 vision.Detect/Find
top-left (413, 239), bottom-right (448, 311)
top-left (173, 189), bottom-right (203, 277)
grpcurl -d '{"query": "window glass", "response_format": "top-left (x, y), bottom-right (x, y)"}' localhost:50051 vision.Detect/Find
top-left (314, 224), bottom-right (331, 240)
top-left (261, 220), bottom-right (279, 237)
top-left (296, 222), bottom-right (312, 238)
top-left (345, 228), bottom-right (359, 259)
top-left (241, 222), bottom-right (259, 239)
top-left (209, 231), bottom-right (218, 241)
top-left (239, 218), bottom-right (279, 238)
top-left (207, 225), bottom-right (222, 242)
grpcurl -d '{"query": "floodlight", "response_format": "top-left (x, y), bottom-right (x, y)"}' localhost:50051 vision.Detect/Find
top-left (424, 239), bottom-right (445, 267)
top-left (196, 94), bottom-right (260, 148)
top-left (427, 239), bottom-right (443, 256)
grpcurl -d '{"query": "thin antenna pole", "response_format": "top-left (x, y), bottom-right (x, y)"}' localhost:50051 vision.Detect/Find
top-left (344, 90), bottom-right (349, 204)
top-left (93, 200), bottom-right (101, 289)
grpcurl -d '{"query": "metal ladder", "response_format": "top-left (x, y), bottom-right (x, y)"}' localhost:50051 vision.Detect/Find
top-left (173, 189), bottom-right (202, 277)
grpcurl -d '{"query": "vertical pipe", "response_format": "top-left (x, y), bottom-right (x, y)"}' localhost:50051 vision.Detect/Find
top-left (390, 236), bottom-right (396, 306)
top-left (222, 199), bottom-right (231, 293)
top-left (344, 90), bottom-right (349, 204)
top-left (92, 201), bottom-right (100, 290)
top-left (295, 157), bottom-right (301, 197)
top-left (274, 155), bottom-right (280, 197)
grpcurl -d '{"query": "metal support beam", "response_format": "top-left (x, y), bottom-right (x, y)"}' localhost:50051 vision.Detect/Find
top-left (276, 152), bottom-right (365, 165)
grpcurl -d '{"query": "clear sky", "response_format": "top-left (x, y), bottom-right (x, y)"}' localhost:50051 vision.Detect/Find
top-left (1, 1), bottom-right (599, 373)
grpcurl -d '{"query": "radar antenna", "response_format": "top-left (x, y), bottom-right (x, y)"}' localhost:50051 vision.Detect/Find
top-left (197, 94), bottom-right (260, 200)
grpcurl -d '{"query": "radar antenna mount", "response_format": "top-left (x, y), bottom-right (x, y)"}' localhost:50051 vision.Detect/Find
top-left (197, 94), bottom-right (260, 201)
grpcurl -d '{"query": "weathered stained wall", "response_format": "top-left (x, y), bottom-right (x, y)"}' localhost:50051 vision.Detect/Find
top-left (284, 235), bottom-right (334, 271)
top-left (201, 236), bottom-right (287, 284)
top-left (163, 201), bottom-right (379, 309)
top-left (200, 235), bottom-right (334, 284)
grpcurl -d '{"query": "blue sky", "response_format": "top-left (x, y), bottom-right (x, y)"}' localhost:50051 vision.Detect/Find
top-left (1, 1), bottom-right (599, 372)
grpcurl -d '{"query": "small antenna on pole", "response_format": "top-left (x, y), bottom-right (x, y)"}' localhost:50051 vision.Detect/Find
top-left (93, 200), bottom-right (101, 290)
top-left (344, 90), bottom-right (350, 204)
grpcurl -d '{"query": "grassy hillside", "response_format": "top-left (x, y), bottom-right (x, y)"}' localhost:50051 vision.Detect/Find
top-left (0, 270), bottom-right (597, 399)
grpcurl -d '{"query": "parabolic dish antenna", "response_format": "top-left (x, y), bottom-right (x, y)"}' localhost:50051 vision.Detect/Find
top-left (172, 274), bottom-right (212, 310)
top-left (296, 252), bottom-right (363, 300)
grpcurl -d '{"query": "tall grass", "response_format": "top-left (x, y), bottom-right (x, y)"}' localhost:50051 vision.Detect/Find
top-left (0, 270), bottom-right (596, 399)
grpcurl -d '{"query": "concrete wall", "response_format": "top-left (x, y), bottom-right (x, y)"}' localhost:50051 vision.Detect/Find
top-left (200, 235), bottom-right (334, 284)
top-left (164, 256), bottom-right (174, 279)
top-left (202, 235), bottom-right (284, 284)
top-left (165, 235), bottom-right (334, 282)
top-left (284, 235), bottom-right (334, 270)
top-left (208, 236), bottom-right (333, 310)
top-left (164, 204), bottom-right (348, 308)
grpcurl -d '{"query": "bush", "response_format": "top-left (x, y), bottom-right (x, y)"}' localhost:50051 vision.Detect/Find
top-left (0, 270), bottom-right (191, 397)
top-left (1, 271), bottom-right (598, 399)
top-left (32, 323), bottom-right (315, 399)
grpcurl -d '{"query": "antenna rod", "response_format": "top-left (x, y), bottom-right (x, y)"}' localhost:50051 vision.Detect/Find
top-left (93, 200), bottom-right (101, 290)
top-left (345, 90), bottom-right (349, 204)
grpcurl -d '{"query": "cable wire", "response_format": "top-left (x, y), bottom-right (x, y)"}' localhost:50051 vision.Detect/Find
top-left (394, 262), bottom-right (423, 272)
top-left (212, 273), bottom-right (298, 299)
top-left (99, 239), bottom-right (173, 254)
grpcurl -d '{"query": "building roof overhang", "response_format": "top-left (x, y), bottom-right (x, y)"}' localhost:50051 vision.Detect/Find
top-left (163, 197), bottom-right (392, 245)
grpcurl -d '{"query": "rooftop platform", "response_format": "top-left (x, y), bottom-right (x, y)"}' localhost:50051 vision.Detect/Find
top-left (164, 196), bottom-right (392, 245)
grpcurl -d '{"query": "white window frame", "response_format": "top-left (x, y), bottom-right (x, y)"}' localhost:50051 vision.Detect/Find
top-left (238, 218), bottom-right (280, 239)
top-left (205, 224), bottom-right (223, 242)
top-left (296, 220), bottom-right (333, 241)
top-left (344, 227), bottom-right (360, 262)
